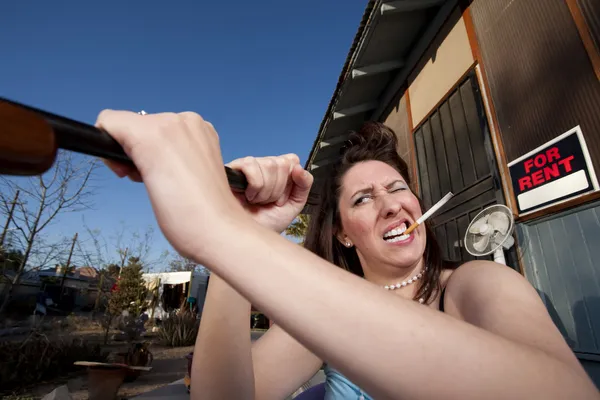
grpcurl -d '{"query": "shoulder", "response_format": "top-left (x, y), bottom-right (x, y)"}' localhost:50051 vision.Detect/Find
top-left (440, 260), bottom-right (584, 371)
top-left (446, 260), bottom-right (527, 290)
top-left (446, 260), bottom-right (546, 321)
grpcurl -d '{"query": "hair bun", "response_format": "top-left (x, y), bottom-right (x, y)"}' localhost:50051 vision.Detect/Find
top-left (342, 121), bottom-right (399, 154)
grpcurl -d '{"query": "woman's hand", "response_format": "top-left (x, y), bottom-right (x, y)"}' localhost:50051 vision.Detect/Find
top-left (226, 155), bottom-right (313, 233)
top-left (96, 109), bottom-right (248, 261)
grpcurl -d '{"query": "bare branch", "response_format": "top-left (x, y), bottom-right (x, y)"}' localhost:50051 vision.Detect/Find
top-left (35, 159), bottom-right (98, 234)
top-left (62, 162), bottom-right (97, 206)
top-left (0, 152), bottom-right (99, 314)
top-left (16, 200), bottom-right (32, 232)
top-left (0, 192), bottom-right (10, 214)
top-left (74, 237), bottom-right (102, 270)
top-left (42, 156), bottom-right (63, 192)
top-left (82, 218), bottom-right (110, 268)
top-left (31, 239), bottom-right (68, 269)
top-left (6, 230), bottom-right (26, 251)
top-left (12, 223), bottom-right (28, 244)
top-left (0, 177), bottom-right (38, 200)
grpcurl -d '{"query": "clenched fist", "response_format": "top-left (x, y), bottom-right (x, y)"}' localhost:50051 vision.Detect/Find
top-left (226, 154), bottom-right (313, 233)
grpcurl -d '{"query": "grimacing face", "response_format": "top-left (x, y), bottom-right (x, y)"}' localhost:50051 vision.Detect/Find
top-left (336, 160), bottom-right (427, 272)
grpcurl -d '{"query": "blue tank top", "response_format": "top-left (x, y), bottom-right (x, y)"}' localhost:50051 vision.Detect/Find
top-left (323, 364), bottom-right (373, 400)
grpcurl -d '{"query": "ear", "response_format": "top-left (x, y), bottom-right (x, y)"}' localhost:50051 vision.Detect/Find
top-left (335, 229), bottom-right (353, 248)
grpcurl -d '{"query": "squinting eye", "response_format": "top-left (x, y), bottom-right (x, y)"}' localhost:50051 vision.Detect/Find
top-left (354, 195), bottom-right (372, 206)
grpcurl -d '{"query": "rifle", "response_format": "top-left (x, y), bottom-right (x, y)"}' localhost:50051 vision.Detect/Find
top-left (0, 97), bottom-right (318, 205)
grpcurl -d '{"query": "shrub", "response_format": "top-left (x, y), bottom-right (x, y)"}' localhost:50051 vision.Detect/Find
top-left (0, 334), bottom-right (108, 392)
top-left (115, 313), bottom-right (147, 341)
top-left (158, 312), bottom-right (199, 347)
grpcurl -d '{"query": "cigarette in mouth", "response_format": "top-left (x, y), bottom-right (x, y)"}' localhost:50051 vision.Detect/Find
top-left (403, 192), bottom-right (454, 236)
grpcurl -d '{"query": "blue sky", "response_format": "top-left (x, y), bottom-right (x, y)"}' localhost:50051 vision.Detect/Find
top-left (0, 1), bottom-right (366, 270)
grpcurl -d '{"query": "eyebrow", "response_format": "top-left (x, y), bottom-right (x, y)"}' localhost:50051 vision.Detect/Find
top-left (350, 179), bottom-right (406, 199)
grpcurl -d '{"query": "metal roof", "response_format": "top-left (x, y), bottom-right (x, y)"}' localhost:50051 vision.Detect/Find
top-left (304, 0), bottom-right (459, 209)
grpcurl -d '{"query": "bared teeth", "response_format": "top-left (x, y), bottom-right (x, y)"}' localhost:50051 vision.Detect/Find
top-left (385, 233), bottom-right (410, 243)
top-left (383, 222), bottom-right (408, 239)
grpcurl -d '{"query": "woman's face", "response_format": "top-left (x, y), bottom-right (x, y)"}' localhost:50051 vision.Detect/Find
top-left (336, 160), bottom-right (427, 272)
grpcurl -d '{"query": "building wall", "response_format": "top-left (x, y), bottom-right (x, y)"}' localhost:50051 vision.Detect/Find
top-left (407, 8), bottom-right (474, 128)
top-left (381, 91), bottom-right (416, 186)
top-left (470, 0), bottom-right (600, 176)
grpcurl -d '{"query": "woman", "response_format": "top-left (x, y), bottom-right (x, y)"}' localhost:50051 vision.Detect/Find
top-left (97, 110), bottom-right (599, 399)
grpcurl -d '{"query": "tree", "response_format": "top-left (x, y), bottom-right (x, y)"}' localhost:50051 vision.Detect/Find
top-left (0, 152), bottom-right (98, 314)
top-left (168, 256), bottom-right (196, 272)
top-left (0, 247), bottom-right (24, 274)
top-left (167, 252), bottom-right (210, 275)
top-left (285, 214), bottom-right (310, 245)
top-left (106, 263), bottom-right (121, 279)
top-left (82, 221), bottom-right (168, 273)
top-left (108, 257), bottom-right (148, 316)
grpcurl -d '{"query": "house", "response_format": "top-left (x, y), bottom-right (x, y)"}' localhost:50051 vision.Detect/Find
top-left (305, 0), bottom-right (600, 387)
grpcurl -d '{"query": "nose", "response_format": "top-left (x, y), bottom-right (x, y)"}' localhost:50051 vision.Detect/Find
top-left (378, 194), bottom-right (402, 219)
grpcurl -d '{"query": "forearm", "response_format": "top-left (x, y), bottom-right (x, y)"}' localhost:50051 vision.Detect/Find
top-left (191, 273), bottom-right (255, 400)
top-left (200, 220), bottom-right (599, 400)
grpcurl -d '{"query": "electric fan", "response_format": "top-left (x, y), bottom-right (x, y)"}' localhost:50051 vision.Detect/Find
top-left (464, 204), bottom-right (515, 265)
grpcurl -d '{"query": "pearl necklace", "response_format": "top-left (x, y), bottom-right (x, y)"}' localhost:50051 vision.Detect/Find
top-left (383, 269), bottom-right (427, 304)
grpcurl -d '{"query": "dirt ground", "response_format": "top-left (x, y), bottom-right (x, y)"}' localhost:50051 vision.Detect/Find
top-left (2, 317), bottom-right (266, 399)
top-left (28, 342), bottom-right (193, 400)
top-left (1, 318), bottom-right (193, 400)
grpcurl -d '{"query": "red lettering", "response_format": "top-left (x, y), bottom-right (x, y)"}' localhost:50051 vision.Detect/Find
top-left (534, 154), bottom-right (547, 168)
top-left (519, 176), bottom-right (533, 191)
top-left (558, 155), bottom-right (575, 173)
top-left (546, 147), bottom-right (560, 163)
top-left (531, 170), bottom-right (544, 186)
top-left (520, 150), bottom-right (577, 192)
top-left (544, 164), bottom-right (560, 180)
top-left (524, 159), bottom-right (534, 174)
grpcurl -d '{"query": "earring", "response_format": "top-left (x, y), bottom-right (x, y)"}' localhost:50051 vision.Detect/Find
top-left (345, 241), bottom-right (352, 247)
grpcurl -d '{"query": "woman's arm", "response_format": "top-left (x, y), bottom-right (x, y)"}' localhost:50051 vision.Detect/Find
top-left (192, 274), bottom-right (255, 399)
top-left (191, 152), bottom-right (322, 399)
top-left (199, 219), bottom-right (599, 400)
top-left (252, 325), bottom-right (324, 399)
top-left (192, 275), bottom-right (322, 400)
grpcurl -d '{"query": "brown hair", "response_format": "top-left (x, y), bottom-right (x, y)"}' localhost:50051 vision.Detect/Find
top-left (304, 121), bottom-right (454, 304)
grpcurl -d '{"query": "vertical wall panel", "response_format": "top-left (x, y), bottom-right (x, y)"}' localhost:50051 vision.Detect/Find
top-left (439, 102), bottom-right (464, 192)
top-left (518, 201), bottom-right (600, 356)
top-left (430, 112), bottom-right (452, 198)
top-left (414, 130), bottom-right (432, 208)
top-left (449, 91), bottom-right (477, 187)
top-left (422, 121), bottom-right (441, 204)
top-left (460, 81), bottom-right (490, 180)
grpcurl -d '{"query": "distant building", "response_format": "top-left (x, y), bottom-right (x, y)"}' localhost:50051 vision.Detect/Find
top-left (2, 264), bottom-right (109, 313)
top-left (142, 270), bottom-right (210, 314)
